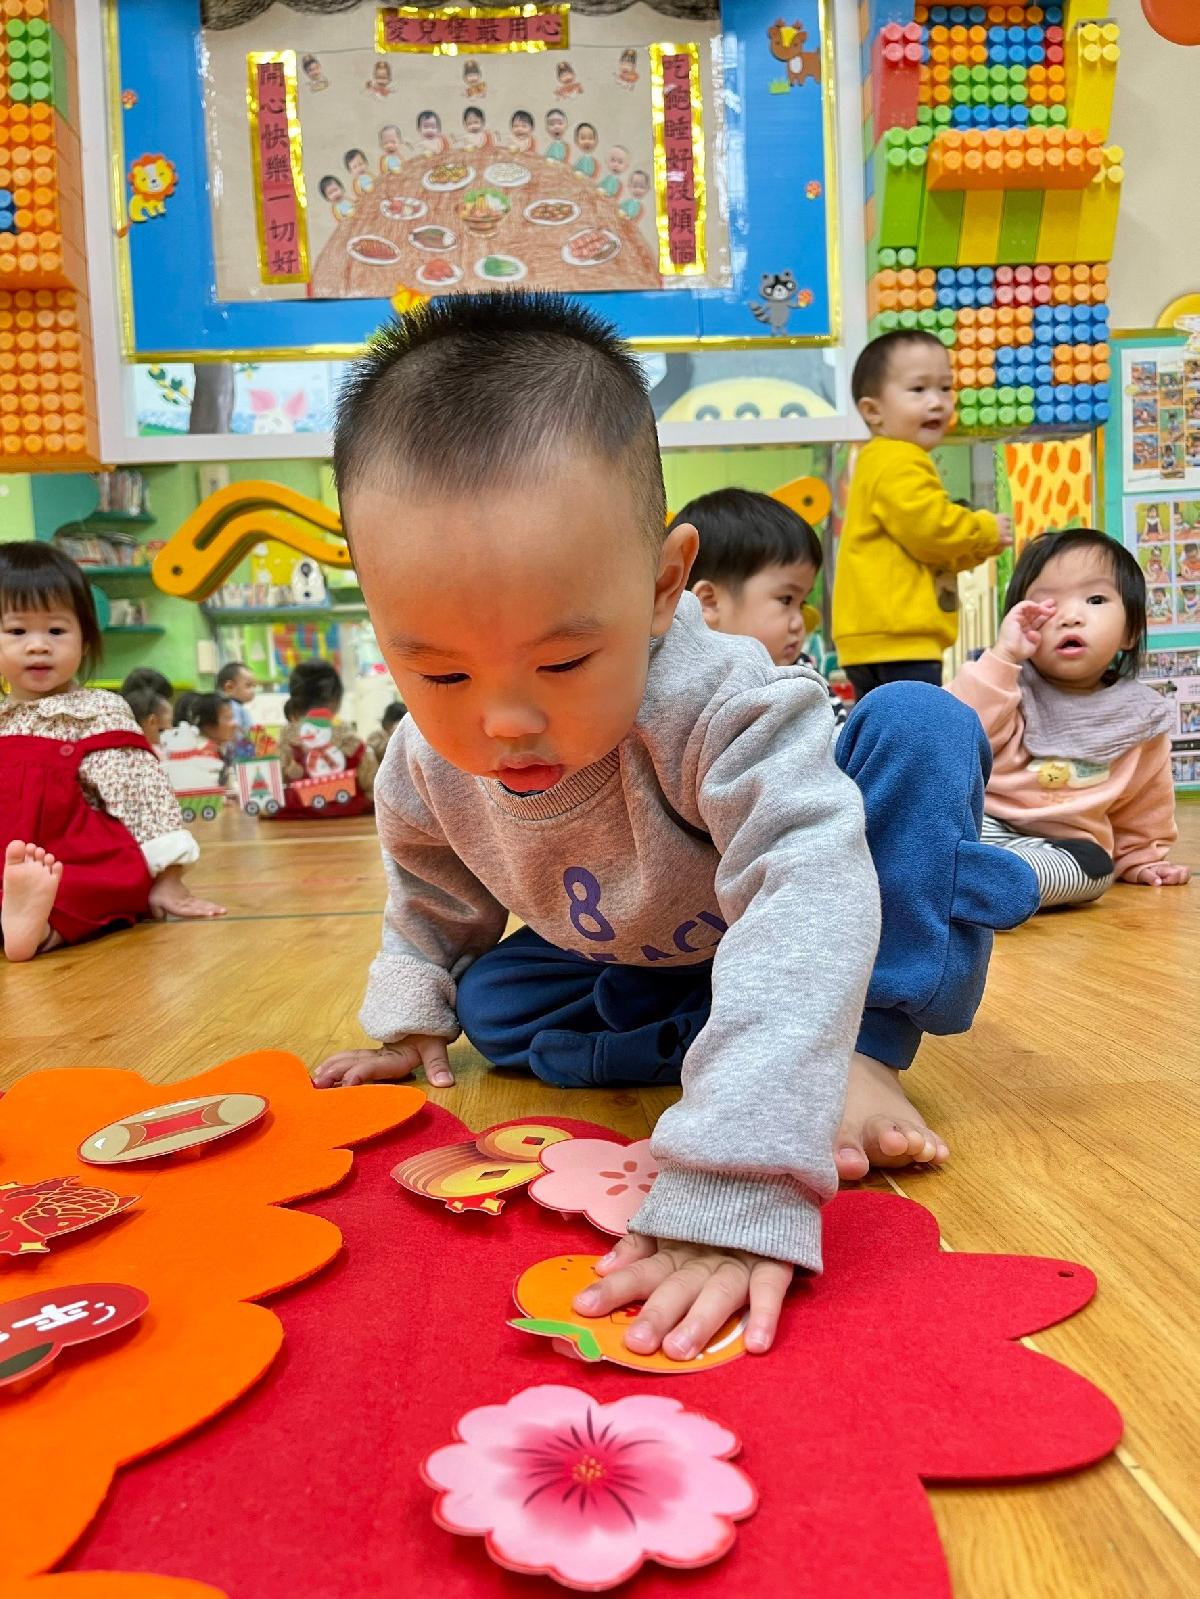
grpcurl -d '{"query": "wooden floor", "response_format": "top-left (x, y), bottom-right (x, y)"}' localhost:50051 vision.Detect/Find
top-left (3, 800), bottom-right (1198, 1597)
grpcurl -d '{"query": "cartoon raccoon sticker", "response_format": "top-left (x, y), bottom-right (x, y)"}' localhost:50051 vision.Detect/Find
top-left (749, 272), bottom-right (799, 336)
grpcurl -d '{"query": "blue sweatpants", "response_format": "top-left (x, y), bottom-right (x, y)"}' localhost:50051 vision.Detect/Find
top-left (456, 683), bottom-right (1039, 1086)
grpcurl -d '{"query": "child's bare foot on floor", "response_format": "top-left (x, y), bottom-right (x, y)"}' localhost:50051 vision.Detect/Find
top-left (834, 1051), bottom-right (949, 1180)
top-left (2, 841), bottom-right (63, 962)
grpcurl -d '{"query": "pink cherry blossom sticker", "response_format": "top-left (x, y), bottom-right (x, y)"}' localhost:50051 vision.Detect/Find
top-left (528, 1137), bottom-right (659, 1237)
top-left (422, 1383), bottom-right (756, 1589)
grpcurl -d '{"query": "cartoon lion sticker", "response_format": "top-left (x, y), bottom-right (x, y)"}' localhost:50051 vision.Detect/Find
top-left (126, 153), bottom-right (179, 225)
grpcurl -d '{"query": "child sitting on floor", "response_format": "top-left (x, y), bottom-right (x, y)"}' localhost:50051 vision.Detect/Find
top-left (217, 660), bottom-right (258, 734)
top-left (678, 485), bottom-right (1037, 1174)
top-left (121, 665), bottom-right (173, 707)
top-left (313, 293), bottom-right (1034, 1363)
top-left (277, 661), bottom-right (377, 797)
top-left (121, 681), bottom-right (173, 747)
top-left (949, 528), bottom-right (1190, 907)
top-left (192, 692), bottom-right (238, 752)
top-left (173, 692), bottom-right (238, 785)
top-left (367, 700), bottom-right (407, 763)
top-left (681, 488), bottom-right (847, 725)
top-left (1, 542), bottom-right (224, 961)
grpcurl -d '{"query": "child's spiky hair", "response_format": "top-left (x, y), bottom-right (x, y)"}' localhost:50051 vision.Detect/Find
top-left (333, 292), bottom-right (667, 547)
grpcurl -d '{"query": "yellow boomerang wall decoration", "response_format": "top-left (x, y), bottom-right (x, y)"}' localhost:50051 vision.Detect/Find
top-left (153, 473), bottom-right (834, 611)
top-left (151, 482), bottom-right (351, 602)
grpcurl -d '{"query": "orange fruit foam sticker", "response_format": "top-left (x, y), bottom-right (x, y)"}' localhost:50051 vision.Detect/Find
top-left (511, 1253), bottom-right (748, 1375)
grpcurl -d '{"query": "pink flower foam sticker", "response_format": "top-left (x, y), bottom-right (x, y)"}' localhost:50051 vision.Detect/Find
top-left (422, 1383), bottom-right (756, 1589)
top-left (528, 1137), bottom-right (659, 1237)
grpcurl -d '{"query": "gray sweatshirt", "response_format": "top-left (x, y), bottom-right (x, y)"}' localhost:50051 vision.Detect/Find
top-left (361, 594), bottom-right (880, 1269)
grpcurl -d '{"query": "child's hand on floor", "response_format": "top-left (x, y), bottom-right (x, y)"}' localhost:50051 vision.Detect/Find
top-left (995, 598), bottom-right (1055, 665)
top-left (147, 866), bottom-right (226, 920)
top-left (314, 1034), bottom-right (455, 1088)
top-left (573, 1233), bottom-right (793, 1359)
top-left (1129, 861), bottom-right (1191, 886)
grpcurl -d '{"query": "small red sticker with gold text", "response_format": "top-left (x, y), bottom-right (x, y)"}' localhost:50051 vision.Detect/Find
top-left (0, 1282), bottom-right (149, 1386)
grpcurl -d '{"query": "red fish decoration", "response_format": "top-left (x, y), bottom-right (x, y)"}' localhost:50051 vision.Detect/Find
top-left (0, 1175), bottom-right (137, 1258)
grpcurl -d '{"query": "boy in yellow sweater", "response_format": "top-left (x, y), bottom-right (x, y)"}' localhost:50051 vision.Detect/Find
top-left (832, 330), bottom-right (1011, 697)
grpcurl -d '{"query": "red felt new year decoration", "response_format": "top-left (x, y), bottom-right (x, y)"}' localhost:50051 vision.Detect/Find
top-left (66, 1106), bottom-right (1121, 1597)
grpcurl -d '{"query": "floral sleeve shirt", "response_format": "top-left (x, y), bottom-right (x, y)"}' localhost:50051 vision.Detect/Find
top-left (0, 687), bottom-right (199, 874)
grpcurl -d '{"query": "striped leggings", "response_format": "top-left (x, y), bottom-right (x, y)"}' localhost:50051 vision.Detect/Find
top-left (980, 817), bottom-right (1115, 910)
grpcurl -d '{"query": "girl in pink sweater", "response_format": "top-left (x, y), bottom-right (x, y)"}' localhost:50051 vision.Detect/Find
top-left (949, 529), bottom-right (1189, 909)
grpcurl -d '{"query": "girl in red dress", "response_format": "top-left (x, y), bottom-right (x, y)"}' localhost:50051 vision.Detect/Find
top-left (1, 542), bottom-right (225, 962)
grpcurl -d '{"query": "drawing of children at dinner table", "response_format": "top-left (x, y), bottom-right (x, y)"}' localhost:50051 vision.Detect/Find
top-left (366, 60), bottom-right (394, 98)
top-left (301, 53), bottom-right (328, 92)
top-left (619, 169), bottom-right (651, 221)
top-left (461, 105), bottom-right (495, 151)
top-left (556, 60), bottom-right (584, 97)
top-left (416, 109), bottom-right (451, 155)
top-left (572, 123), bottom-right (599, 178)
top-left (509, 110), bottom-right (537, 155)
top-left (344, 147), bottom-right (376, 195)
top-left (544, 107), bottom-right (569, 162)
top-left (378, 124), bottom-right (411, 174)
top-left (319, 174), bottom-right (355, 220)
top-left (598, 146), bottom-right (629, 198)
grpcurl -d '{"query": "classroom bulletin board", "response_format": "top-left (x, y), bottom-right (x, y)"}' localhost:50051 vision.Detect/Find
top-left (111, 0), bottom-right (839, 357)
top-left (1106, 333), bottom-right (1200, 790)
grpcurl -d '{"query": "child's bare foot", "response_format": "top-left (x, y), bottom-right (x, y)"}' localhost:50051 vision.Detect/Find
top-left (2, 841), bottom-right (63, 962)
top-left (834, 1052), bottom-right (949, 1180)
top-left (147, 866), bottom-right (226, 920)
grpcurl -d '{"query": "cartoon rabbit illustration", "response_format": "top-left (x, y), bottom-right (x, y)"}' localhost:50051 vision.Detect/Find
top-left (249, 388), bottom-right (309, 435)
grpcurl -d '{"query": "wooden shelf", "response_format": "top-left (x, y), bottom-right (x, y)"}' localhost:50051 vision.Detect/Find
top-left (202, 605), bottom-right (370, 622)
top-left (94, 679), bottom-right (194, 691)
top-left (81, 565), bottom-right (155, 580)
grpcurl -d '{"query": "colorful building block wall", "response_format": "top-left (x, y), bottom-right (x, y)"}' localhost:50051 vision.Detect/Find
top-left (861, 1), bottom-right (1122, 436)
top-left (0, 0), bottom-right (98, 470)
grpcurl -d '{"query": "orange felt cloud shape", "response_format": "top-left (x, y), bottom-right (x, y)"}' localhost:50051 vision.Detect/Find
top-left (0, 1053), bottom-right (423, 1589)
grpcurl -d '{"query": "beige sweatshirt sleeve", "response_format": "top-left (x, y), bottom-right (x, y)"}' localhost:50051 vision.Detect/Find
top-left (359, 778), bottom-right (509, 1043)
top-left (628, 673), bottom-right (880, 1271)
top-left (946, 650), bottom-right (1026, 755)
top-left (1108, 734), bottom-right (1179, 879)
